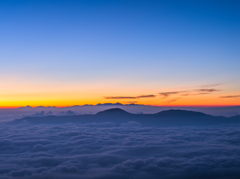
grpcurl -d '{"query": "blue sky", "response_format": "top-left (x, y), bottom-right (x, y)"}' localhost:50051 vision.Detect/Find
top-left (0, 0), bottom-right (239, 106)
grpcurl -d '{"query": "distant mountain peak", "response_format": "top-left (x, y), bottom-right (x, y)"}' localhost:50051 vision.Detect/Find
top-left (156, 109), bottom-right (208, 117)
top-left (95, 108), bottom-right (130, 116)
top-left (18, 105), bottom-right (33, 109)
top-left (96, 103), bottom-right (123, 106)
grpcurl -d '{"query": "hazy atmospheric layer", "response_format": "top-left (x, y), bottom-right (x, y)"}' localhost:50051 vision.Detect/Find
top-left (1, 122), bottom-right (240, 179)
top-left (1, 104), bottom-right (240, 122)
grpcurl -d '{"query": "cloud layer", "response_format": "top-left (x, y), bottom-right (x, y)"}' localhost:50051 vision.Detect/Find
top-left (105, 95), bottom-right (156, 99)
top-left (104, 88), bottom-right (221, 102)
top-left (159, 88), bottom-right (221, 98)
top-left (220, 95), bottom-right (240, 98)
top-left (0, 122), bottom-right (240, 178)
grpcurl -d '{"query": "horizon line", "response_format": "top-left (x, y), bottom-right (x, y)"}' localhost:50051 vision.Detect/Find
top-left (1, 104), bottom-right (240, 109)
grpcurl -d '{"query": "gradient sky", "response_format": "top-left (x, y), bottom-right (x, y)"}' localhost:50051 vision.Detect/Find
top-left (0, 0), bottom-right (240, 107)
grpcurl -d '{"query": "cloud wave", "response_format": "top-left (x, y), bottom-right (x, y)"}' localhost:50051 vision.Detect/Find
top-left (220, 95), bottom-right (240, 98)
top-left (159, 88), bottom-right (221, 98)
top-left (0, 122), bottom-right (240, 178)
top-left (105, 95), bottom-right (156, 99)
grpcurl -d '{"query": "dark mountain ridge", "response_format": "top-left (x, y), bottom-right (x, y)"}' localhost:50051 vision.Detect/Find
top-left (12, 108), bottom-right (240, 127)
top-left (155, 109), bottom-right (207, 117)
top-left (96, 108), bottom-right (132, 116)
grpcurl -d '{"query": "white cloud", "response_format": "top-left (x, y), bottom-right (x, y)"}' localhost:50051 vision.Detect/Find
top-left (0, 123), bottom-right (240, 178)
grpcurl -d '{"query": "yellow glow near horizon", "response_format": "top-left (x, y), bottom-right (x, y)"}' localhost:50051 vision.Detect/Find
top-left (0, 76), bottom-right (240, 108)
top-left (1, 92), bottom-right (240, 108)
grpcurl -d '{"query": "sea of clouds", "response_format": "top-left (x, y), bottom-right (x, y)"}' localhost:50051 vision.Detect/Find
top-left (1, 122), bottom-right (240, 179)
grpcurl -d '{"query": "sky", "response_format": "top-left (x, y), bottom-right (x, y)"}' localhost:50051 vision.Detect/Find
top-left (0, 0), bottom-right (239, 108)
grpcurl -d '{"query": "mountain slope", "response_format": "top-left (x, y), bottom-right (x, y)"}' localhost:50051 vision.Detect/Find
top-left (12, 108), bottom-right (240, 126)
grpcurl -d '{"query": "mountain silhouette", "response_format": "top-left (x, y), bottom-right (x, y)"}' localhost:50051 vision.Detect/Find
top-left (155, 109), bottom-right (207, 117)
top-left (12, 108), bottom-right (240, 127)
top-left (96, 108), bottom-right (131, 117)
top-left (229, 115), bottom-right (240, 120)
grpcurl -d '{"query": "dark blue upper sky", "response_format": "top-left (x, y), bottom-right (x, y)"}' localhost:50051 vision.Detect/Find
top-left (0, 0), bottom-right (239, 106)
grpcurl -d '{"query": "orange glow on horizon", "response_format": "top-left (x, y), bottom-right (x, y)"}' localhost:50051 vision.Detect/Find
top-left (1, 94), bottom-right (240, 109)
top-left (1, 79), bottom-right (239, 108)
top-left (0, 103), bottom-right (240, 109)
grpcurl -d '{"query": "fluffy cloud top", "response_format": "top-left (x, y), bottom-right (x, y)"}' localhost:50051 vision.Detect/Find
top-left (0, 122), bottom-right (240, 179)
